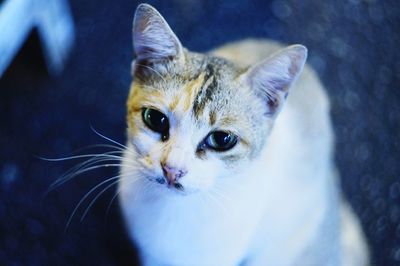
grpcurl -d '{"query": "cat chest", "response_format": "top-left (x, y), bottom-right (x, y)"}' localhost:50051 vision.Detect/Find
top-left (127, 194), bottom-right (266, 264)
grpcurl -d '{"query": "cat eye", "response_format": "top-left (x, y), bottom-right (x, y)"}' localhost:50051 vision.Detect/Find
top-left (205, 131), bottom-right (238, 151)
top-left (142, 108), bottom-right (169, 137)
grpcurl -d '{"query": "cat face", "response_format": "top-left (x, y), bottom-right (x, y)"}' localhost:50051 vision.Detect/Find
top-left (127, 55), bottom-right (269, 194)
top-left (123, 4), bottom-right (307, 195)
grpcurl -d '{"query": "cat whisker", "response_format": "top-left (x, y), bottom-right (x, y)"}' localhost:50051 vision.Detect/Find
top-left (140, 178), bottom-right (152, 196)
top-left (140, 176), bottom-right (158, 199)
top-left (88, 126), bottom-right (139, 160)
top-left (65, 171), bottom-right (142, 231)
top-left (105, 185), bottom-right (122, 219)
top-left (41, 128), bottom-right (144, 230)
top-left (80, 180), bottom-right (120, 222)
top-left (90, 126), bottom-right (135, 153)
top-left (210, 192), bottom-right (228, 213)
top-left (46, 149), bottom-right (140, 193)
top-left (202, 190), bottom-right (227, 214)
top-left (44, 152), bottom-right (123, 188)
top-left (210, 184), bottom-right (232, 203)
top-left (65, 175), bottom-right (123, 231)
top-left (40, 151), bottom-right (125, 162)
top-left (48, 161), bottom-right (136, 193)
top-left (104, 174), bottom-right (143, 220)
top-left (82, 143), bottom-right (138, 161)
top-left (61, 143), bottom-right (127, 155)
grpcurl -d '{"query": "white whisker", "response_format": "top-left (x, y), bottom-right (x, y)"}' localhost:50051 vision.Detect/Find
top-left (49, 161), bottom-right (135, 193)
top-left (80, 179), bottom-right (120, 222)
top-left (40, 151), bottom-right (125, 162)
top-left (105, 174), bottom-right (143, 219)
top-left (65, 174), bottom-right (123, 231)
top-left (105, 186), bottom-right (122, 218)
top-left (90, 126), bottom-right (133, 152)
top-left (44, 150), bottom-right (133, 194)
top-left (211, 184), bottom-right (232, 203)
top-left (205, 190), bottom-right (227, 214)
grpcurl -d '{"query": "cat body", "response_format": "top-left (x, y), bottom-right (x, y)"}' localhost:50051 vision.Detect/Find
top-left (119, 4), bottom-right (368, 266)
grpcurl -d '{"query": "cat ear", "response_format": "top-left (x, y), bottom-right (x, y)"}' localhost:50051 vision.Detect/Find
top-left (242, 45), bottom-right (307, 116)
top-left (132, 4), bottom-right (184, 63)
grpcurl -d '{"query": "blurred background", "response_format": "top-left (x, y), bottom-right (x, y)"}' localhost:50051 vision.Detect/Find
top-left (0, 0), bottom-right (399, 265)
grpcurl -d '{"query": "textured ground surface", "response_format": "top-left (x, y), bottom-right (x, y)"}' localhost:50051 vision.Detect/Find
top-left (0, 0), bottom-right (399, 265)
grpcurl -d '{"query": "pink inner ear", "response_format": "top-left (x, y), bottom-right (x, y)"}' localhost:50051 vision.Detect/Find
top-left (245, 45), bottom-right (307, 116)
top-left (246, 64), bottom-right (291, 115)
top-left (266, 77), bottom-right (291, 92)
top-left (288, 50), bottom-right (307, 76)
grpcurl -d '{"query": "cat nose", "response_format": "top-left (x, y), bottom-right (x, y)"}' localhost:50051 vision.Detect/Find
top-left (161, 163), bottom-right (187, 185)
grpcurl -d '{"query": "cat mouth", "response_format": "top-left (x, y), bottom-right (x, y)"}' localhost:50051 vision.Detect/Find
top-left (153, 177), bottom-right (186, 194)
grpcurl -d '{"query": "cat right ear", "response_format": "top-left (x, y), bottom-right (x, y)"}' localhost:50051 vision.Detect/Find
top-left (132, 4), bottom-right (184, 65)
top-left (241, 45), bottom-right (307, 117)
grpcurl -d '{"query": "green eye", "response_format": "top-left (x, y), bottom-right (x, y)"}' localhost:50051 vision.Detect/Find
top-left (142, 108), bottom-right (169, 136)
top-left (205, 131), bottom-right (238, 151)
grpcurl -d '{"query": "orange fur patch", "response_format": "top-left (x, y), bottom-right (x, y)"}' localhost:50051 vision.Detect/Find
top-left (209, 111), bottom-right (217, 125)
top-left (127, 82), bottom-right (166, 130)
top-left (219, 116), bottom-right (237, 127)
top-left (183, 72), bottom-right (206, 112)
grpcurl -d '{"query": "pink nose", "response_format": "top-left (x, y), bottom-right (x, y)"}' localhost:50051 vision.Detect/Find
top-left (161, 163), bottom-right (187, 185)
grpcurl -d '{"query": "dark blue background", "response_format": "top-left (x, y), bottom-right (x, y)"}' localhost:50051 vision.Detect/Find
top-left (0, 0), bottom-right (399, 265)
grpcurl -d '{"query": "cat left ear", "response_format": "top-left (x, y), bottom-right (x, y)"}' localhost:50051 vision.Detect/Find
top-left (242, 45), bottom-right (307, 116)
top-left (132, 4), bottom-right (184, 63)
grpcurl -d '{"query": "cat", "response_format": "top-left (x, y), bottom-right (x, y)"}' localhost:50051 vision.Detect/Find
top-left (118, 4), bottom-right (369, 266)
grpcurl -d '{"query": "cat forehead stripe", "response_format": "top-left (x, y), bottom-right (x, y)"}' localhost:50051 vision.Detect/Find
top-left (181, 72), bottom-right (207, 112)
top-left (192, 64), bottom-right (218, 118)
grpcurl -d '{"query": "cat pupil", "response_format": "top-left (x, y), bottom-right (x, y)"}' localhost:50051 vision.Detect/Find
top-left (216, 132), bottom-right (230, 145)
top-left (142, 108), bottom-right (169, 137)
top-left (206, 131), bottom-right (238, 151)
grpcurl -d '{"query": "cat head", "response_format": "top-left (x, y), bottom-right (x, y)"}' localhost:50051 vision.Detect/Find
top-left (125, 4), bottom-right (307, 195)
